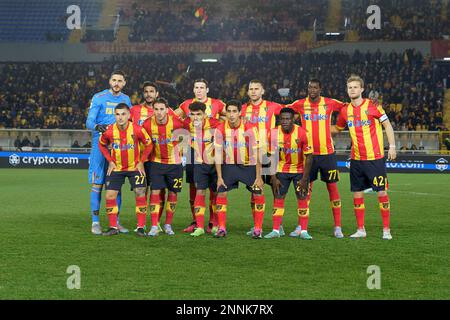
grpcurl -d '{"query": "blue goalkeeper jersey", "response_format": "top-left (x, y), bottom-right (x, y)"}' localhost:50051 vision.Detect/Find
top-left (86, 89), bottom-right (132, 140)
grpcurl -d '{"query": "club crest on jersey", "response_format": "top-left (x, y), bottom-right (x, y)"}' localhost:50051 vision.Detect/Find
top-left (149, 205), bottom-right (156, 212)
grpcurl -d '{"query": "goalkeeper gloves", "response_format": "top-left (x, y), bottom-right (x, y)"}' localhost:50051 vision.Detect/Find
top-left (94, 124), bottom-right (108, 133)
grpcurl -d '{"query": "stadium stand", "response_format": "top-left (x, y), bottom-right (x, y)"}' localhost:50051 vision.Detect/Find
top-left (0, 50), bottom-right (447, 132)
top-left (342, 0), bottom-right (450, 41)
top-left (0, 0), bottom-right (102, 42)
top-left (125, 0), bottom-right (326, 42)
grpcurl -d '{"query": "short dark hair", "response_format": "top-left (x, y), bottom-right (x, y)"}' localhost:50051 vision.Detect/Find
top-left (142, 81), bottom-right (159, 92)
top-left (189, 101), bottom-right (206, 113)
top-left (152, 97), bottom-right (169, 108)
top-left (111, 70), bottom-right (126, 79)
top-left (309, 79), bottom-right (321, 87)
top-left (115, 103), bottom-right (130, 111)
top-left (279, 107), bottom-right (296, 118)
top-left (226, 99), bottom-right (242, 112)
top-left (249, 79), bottom-right (264, 88)
top-left (194, 78), bottom-right (208, 87)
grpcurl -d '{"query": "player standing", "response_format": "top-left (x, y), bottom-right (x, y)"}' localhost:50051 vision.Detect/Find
top-left (175, 79), bottom-right (226, 234)
top-left (334, 75), bottom-right (396, 240)
top-left (131, 81), bottom-right (176, 232)
top-left (98, 104), bottom-right (153, 236)
top-left (265, 108), bottom-right (314, 239)
top-left (184, 102), bottom-right (221, 237)
top-left (86, 70), bottom-right (131, 235)
top-left (241, 80), bottom-right (283, 236)
top-left (131, 81), bottom-right (177, 125)
top-left (287, 79), bottom-right (345, 238)
top-left (214, 100), bottom-right (265, 239)
top-left (143, 98), bottom-right (186, 237)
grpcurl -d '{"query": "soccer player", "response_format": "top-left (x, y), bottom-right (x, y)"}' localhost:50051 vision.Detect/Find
top-left (264, 108), bottom-right (314, 240)
top-left (131, 81), bottom-right (177, 125)
top-left (98, 103), bottom-right (153, 236)
top-left (287, 79), bottom-right (345, 238)
top-left (175, 79), bottom-right (226, 234)
top-left (214, 100), bottom-right (265, 239)
top-left (131, 81), bottom-right (176, 232)
top-left (86, 70), bottom-right (131, 235)
top-left (241, 79), bottom-right (283, 236)
top-left (142, 97), bottom-right (187, 237)
top-left (184, 101), bottom-right (221, 237)
top-left (334, 75), bottom-right (396, 240)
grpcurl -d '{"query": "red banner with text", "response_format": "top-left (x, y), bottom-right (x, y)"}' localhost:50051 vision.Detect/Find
top-left (87, 41), bottom-right (308, 54)
top-left (431, 40), bottom-right (450, 59)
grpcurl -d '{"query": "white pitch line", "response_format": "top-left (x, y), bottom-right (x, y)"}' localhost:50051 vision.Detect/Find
top-left (389, 190), bottom-right (449, 197)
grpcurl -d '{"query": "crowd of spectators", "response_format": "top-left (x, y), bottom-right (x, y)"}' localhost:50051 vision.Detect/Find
top-left (119, 0), bottom-right (450, 43)
top-left (0, 49), bottom-right (448, 132)
top-left (127, 0), bottom-right (325, 42)
top-left (343, 0), bottom-right (450, 41)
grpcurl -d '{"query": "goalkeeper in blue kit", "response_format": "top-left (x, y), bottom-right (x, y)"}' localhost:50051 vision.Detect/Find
top-left (86, 70), bottom-right (132, 235)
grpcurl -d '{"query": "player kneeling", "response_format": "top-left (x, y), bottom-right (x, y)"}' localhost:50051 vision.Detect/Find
top-left (98, 103), bottom-right (153, 236)
top-left (265, 108), bottom-right (314, 240)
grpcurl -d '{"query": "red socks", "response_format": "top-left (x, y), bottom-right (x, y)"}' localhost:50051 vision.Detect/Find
top-left (378, 194), bottom-right (391, 230)
top-left (165, 193), bottom-right (177, 225)
top-left (327, 183), bottom-right (342, 228)
top-left (253, 194), bottom-right (265, 232)
top-left (106, 198), bottom-right (118, 228)
top-left (194, 194), bottom-right (206, 229)
top-left (135, 196), bottom-right (147, 228)
top-left (297, 199), bottom-right (309, 231)
top-left (353, 197), bottom-right (365, 229)
top-left (149, 194), bottom-right (161, 227)
top-left (272, 198), bottom-right (285, 231)
top-left (216, 196), bottom-right (228, 230)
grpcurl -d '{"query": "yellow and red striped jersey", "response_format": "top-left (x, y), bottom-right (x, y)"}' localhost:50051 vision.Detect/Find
top-left (241, 100), bottom-right (283, 153)
top-left (130, 104), bottom-right (176, 126)
top-left (142, 114), bottom-right (185, 164)
top-left (179, 97), bottom-right (225, 120)
top-left (241, 100), bottom-right (283, 132)
top-left (288, 97), bottom-right (344, 155)
top-left (214, 120), bottom-right (259, 166)
top-left (269, 125), bottom-right (312, 173)
top-left (336, 99), bottom-right (388, 161)
top-left (185, 117), bottom-right (220, 165)
top-left (99, 122), bottom-right (152, 172)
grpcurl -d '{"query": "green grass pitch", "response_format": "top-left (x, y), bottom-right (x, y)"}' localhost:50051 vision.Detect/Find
top-left (0, 169), bottom-right (449, 299)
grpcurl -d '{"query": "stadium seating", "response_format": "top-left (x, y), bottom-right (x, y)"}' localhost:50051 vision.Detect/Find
top-left (0, 0), bottom-right (102, 42)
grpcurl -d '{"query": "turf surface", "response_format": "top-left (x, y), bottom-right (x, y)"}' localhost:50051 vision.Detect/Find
top-left (0, 169), bottom-right (449, 299)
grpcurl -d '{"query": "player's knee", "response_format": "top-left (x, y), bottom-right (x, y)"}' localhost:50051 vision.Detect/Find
top-left (378, 190), bottom-right (388, 197)
top-left (92, 183), bottom-right (103, 190)
top-left (105, 191), bottom-right (118, 200)
top-left (196, 189), bottom-right (206, 196)
top-left (135, 187), bottom-right (146, 197)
